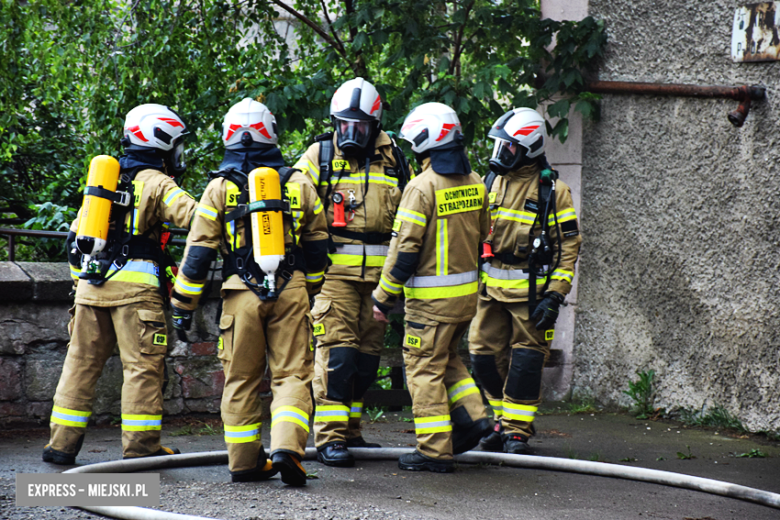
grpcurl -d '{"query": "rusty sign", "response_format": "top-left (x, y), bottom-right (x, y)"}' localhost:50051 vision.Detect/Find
top-left (732, 2), bottom-right (780, 62)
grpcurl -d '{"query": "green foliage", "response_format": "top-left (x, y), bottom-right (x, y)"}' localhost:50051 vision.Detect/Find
top-left (618, 456), bottom-right (637, 462)
top-left (2, 0), bottom-right (607, 261)
top-left (676, 445), bottom-right (695, 460)
top-left (679, 403), bottom-right (748, 433)
top-left (169, 420), bottom-right (224, 436)
top-left (568, 397), bottom-right (598, 414)
top-left (735, 449), bottom-right (766, 458)
top-left (366, 406), bottom-right (387, 422)
top-left (624, 369), bottom-right (655, 419)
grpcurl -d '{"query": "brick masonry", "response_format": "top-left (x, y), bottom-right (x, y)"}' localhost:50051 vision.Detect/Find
top-left (0, 262), bottom-right (271, 428)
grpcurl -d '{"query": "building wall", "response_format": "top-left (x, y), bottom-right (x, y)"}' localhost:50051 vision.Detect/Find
top-left (575, 0), bottom-right (780, 431)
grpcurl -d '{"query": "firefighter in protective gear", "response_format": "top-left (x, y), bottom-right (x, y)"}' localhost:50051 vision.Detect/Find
top-left (171, 98), bottom-right (329, 485)
top-left (44, 104), bottom-right (197, 465)
top-left (372, 103), bottom-right (492, 473)
top-left (293, 78), bottom-right (410, 467)
top-left (469, 108), bottom-right (582, 454)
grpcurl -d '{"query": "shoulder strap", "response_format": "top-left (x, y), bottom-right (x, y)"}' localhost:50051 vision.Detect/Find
top-left (278, 166), bottom-right (298, 187)
top-left (389, 138), bottom-right (411, 191)
top-left (484, 171), bottom-right (498, 195)
top-left (316, 133), bottom-right (335, 187)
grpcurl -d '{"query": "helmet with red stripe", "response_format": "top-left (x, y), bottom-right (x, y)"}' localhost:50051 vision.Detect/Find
top-left (488, 107), bottom-right (547, 174)
top-left (123, 104), bottom-right (188, 175)
top-left (330, 77), bottom-right (382, 154)
top-left (398, 102), bottom-right (463, 154)
top-left (222, 98), bottom-right (278, 148)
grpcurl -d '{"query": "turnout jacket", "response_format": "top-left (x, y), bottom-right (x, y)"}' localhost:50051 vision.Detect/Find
top-left (69, 168), bottom-right (196, 307)
top-left (293, 131), bottom-right (405, 283)
top-left (481, 162), bottom-right (582, 303)
top-left (170, 169), bottom-right (329, 312)
top-left (372, 157), bottom-right (490, 323)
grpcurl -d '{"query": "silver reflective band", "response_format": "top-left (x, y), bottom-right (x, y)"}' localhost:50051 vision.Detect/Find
top-left (406, 270), bottom-right (478, 288)
top-left (480, 263), bottom-right (549, 280)
top-left (334, 244), bottom-right (389, 256)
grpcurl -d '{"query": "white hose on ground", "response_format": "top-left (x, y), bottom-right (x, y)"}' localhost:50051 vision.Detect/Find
top-left (63, 446), bottom-right (780, 520)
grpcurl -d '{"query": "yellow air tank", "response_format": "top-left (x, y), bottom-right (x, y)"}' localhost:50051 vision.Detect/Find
top-left (248, 167), bottom-right (286, 297)
top-left (76, 155), bottom-right (121, 266)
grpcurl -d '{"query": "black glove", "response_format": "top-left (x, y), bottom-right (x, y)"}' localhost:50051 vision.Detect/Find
top-left (530, 292), bottom-right (564, 331)
top-left (171, 307), bottom-right (193, 342)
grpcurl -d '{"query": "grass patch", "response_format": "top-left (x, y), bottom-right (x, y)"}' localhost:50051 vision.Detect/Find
top-left (676, 445), bottom-right (695, 460)
top-left (679, 404), bottom-right (748, 433)
top-left (568, 397), bottom-right (598, 414)
top-left (735, 449), bottom-right (767, 458)
top-left (170, 420), bottom-right (224, 437)
top-left (624, 370), bottom-right (656, 419)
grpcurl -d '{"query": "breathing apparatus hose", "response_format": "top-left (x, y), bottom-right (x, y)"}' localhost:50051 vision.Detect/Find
top-left (63, 447), bottom-right (780, 520)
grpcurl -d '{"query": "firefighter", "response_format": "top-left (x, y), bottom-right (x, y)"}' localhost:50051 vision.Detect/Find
top-left (293, 78), bottom-right (411, 467)
top-left (171, 98), bottom-right (329, 485)
top-left (43, 104), bottom-right (197, 464)
top-left (469, 108), bottom-right (582, 454)
top-left (372, 102), bottom-right (492, 473)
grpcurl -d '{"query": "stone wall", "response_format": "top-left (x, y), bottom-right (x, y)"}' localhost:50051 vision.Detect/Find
top-left (575, 0), bottom-right (780, 432)
top-left (0, 262), bottom-right (264, 429)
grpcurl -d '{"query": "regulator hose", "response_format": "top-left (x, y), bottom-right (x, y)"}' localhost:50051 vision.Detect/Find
top-left (63, 447), bottom-right (780, 520)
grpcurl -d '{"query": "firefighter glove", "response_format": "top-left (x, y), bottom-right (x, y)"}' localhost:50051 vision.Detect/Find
top-left (531, 292), bottom-right (564, 331)
top-left (172, 307), bottom-right (193, 342)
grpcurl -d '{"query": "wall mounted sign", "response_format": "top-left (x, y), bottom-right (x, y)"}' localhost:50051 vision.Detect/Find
top-left (732, 2), bottom-right (780, 62)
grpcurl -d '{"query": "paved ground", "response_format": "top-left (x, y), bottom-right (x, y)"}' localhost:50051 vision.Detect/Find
top-left (2, 407), bottom-right (779, 520)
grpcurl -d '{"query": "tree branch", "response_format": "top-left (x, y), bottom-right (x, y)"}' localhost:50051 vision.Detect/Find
top-left (269, 0), bottom-right (346, 57)
top-left (448, 0), bottom-right (475, 77)
top-left (320, 0), bottom-right (346, 55)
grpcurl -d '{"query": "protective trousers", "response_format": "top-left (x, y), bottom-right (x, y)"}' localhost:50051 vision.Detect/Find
top-left (218, 287), bottom-right (314, 474)
top-left (403, 318), bottom-right (487, 460)
top-left (312, 279), bottom-right (385, 446)
top-left (49, 302), bottom-right (168, 458)
top-left (468, 297), bottom-right (549, 438)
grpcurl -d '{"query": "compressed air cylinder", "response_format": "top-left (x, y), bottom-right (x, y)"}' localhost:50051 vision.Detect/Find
top-left (76, 155), bottom-right (121, 257)
top-left (248, 167), bottom-right (286, 293)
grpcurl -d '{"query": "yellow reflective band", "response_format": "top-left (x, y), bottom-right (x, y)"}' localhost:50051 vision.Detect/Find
top-left (122, 414), bottom-right (162, 421)
top-left (435, 184), bottom-right (484, 216)
top-left (494, 207), bottom-right (536, 224)
top-left (502, 403), bottom-right (537, 422)
top-left (328, 253), bottom-right (363, 266)
top-left (488, 399), bottom-right (504, 417)
top-left (314, 405), bottom-right (349, 423)
top-left (548, 208), bottom-right (577, 225)
top-left (350, 402), bottom-right (363, 418)
top-left (107, 261), bottom-right (160, 287)
top-left (272, 406), bottom-right (311, 432)
top-left (313, 323), bottom-right (325, 336)
top-left (447, 378), bottom-right (480, 405)
top-left (224, 422), bottom-right (261, 443)
top-left (414, 415), bottom-right (452, 434)
top-left (545, 330), bottom-right (555, 341)
top-left (306, 270), bottom-right (325, 284)
top-left (218, 337), bottom-right (224, 350)
top-left (404, 281), bottom-right (478, 300)
top-left (225, 181), bottom-right (240, 207)
top-left (163, 188), bottom-right (188, 206)
top-left (396, 207), bottom-right (427, 226)
top-left (404, 334), bottom-right (421, 349)
top-left (313, 198), bottom-right (324, 215)
top-left (226, 221), bottom-right (236, 250)
top-left (365, 255), bottom-right (385, 267)
top-left (196, 204), bottom-right (218, 221)
top-left (551, 269), bottom-right (574, 283)
top-left (380, 274), bottom-right (403, 295)
top-left (285, 183), bottom-right (302, 209)
top-left (51, 406), bottom-right (92, 428)
top-left (174, 278), bottom-right (205, 295)
top-left (293, 159), bottom-right (321, 184)
top-left (436, 218), bottom-right (448, 276)
top-left (70, 265), bottom-right (81, 280)
top-left (121, 413), bottom-right (162, 431)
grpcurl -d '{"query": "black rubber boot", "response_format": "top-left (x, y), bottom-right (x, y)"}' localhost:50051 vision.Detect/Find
top-left (42, 444), bottom-right (76, 465)
top-left (478, 423), bottom-right (504, 452)
top-left (231, 447), bottom-right (278, 482)
top-left (123, 446), bottom-right (181, 460)
top-left (316, 441), bottom-right (355, 467)
top-left (346, 436), bottom-right (381, 448)
top-left (398, 450), bottom-right (454, 473)
top-left (503, 433), bottom-right (531, 454)
top-left (452, 417), bottom-right (493, 454)
top-left (271, 451), bottom-right (307, 487)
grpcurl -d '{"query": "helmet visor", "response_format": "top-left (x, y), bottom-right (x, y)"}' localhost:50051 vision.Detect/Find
top-left (171, 138), bottom-right (186, 174)
top-left (335, 119), bottom-right (373, 152)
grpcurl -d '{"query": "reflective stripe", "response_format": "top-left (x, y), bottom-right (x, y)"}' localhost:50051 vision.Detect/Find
top-left (480, 263), bottom-right (549, 281)
top-left (131, 209), bottom-right (140, 235)
top-left (272, 406), bottom-right (310, 432)
top-left (436, 218), bottom-right (448, 276)
top-left (548, 208), bottom-right (577, 225)
top-left (314, 405), bottom-right (349, 422)
top-left (488, 399), bottom-right (504, 417)
top-left (380, 274), bottom-right (404, 295)
top-left (51, 406), bottom-right (91, 428)
top-left (294, 159), bottom-right (321, 185)
top-left (196, 204), bottom-right (218, 221)
top-left (406, 271), bottom-right (478, 288)
top-left (447, 378), bottom-right (480, 405)
top-left (121, 413), bottom-right (162, 431)
top-left (350, 402), bottom-right (363, 418)
top-left (306, 270), bottom-right (325, 284)
top-left (502, 402), bottom-right (537, 422)
top-left (551, 269), bottom-right (574, 283)
top-left (329, 244), bottom-right (388, 267)
top-left (224, 422), bottom-right (261, 443)
top-left (414, 415), bottom-right (452, 434)
top-left (164, 188), bottom-right (187, 206)
top-left (492, 206), bottom-right (536, 224)
top-left (107, 261), bottom-right (159, 287)
top-left (313, 198), bottom-right (324, 215)
top-left (326, 172), bottom-right (399, 187)
top-left (69, 265), bottom-right (81, 280)
top-left (226, 221), bottom-right (236, 249)
top-left (396, 208), bottom-right (427, 226)
top-left (174, 278), bottom-right (204, 295)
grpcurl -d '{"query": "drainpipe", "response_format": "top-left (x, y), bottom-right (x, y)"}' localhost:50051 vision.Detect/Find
top-left (584, 81), bottom-right (766, 127)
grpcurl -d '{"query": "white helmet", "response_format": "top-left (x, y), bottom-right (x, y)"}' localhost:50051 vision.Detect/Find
top-left (222, 98), bottom-right (278, 148)
top-left (123, 104), bottom-right (188, 174)
top-left (330, 77), bottom-right (382, 154)
top-left (487, 108), bottom-right (546, 174)
top-left (399, 102), bottom-right (463, 154)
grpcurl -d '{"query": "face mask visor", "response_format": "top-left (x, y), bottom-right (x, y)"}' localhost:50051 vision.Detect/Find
top-left (489, 138), bottom-right (525, 174)
top-left (169, 137), bottom-right (187, 175)
top-left (335, 118), bottom-right (373, 153)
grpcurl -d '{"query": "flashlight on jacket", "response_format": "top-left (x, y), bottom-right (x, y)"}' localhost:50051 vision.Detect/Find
top-left (332, 191), bottom-right (347, 228)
